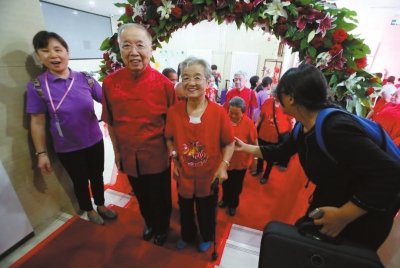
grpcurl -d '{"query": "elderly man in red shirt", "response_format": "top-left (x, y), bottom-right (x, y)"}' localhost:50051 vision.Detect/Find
top-left (102, 23), bottom-right (175, 246)
top-left (224, 71), bottom-right (258, 118)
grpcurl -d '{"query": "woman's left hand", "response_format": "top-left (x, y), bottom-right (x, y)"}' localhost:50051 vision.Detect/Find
top-left (313, 206), bottom-right (350, 238)
top-left (214, 162), bottom-right (229, 184)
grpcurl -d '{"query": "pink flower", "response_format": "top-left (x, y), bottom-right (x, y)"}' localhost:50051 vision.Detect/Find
top-left (328, 51), bottom-right (347, 70)
top-left (316, 13), bottom-right (336, 37)
top-left (296, 6), bottom-right (321, 31)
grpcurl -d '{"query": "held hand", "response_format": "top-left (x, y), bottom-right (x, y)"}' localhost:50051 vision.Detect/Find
top-left (214, 162), bottom-right (229, 184)
top-left (313, 207), bottom-right (350, 238)
top-left (234, 137), bottom-right (246, 152)
top-left (38, 155), bottom-right (52, 174)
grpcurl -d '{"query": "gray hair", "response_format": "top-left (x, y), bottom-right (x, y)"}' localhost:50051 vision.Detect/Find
top-left (229, 96), bottom-right (246, 112)
top-left (118, 23), bottom-right (152, 45)
top-left (234, 70), bottom-right (247, 80)
top-left (179, 57), bottom-right (212, 80)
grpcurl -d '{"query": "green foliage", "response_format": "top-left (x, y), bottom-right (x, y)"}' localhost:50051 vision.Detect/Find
top-left (98, 0), bottom-right (380, 114)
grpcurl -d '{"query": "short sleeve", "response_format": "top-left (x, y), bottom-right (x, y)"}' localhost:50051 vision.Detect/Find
top-left (26, 81), bottom-right (47, 114)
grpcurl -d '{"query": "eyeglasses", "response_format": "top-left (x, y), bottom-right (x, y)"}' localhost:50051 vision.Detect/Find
top-left (120, 43), bottom-right (147, 52)
top-left (181, 76), bottom-right (206, 84)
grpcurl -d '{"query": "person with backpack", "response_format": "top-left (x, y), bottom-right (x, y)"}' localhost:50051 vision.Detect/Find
top-left (235, 64), bottom-right (400, 250)
top-left (26, 31), bottom-right (117, 225)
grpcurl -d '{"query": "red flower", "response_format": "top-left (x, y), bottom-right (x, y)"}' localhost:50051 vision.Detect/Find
top-left (346, 67), bottom-right (356, 75)
top-left (171, 7), bottom-right (182, 19)
top-left (234, 2), bottom-right (243, 14)
top-left (106, 60), bottom-right (112, 69)
top-left (148, 19), bottom-right (157, 27)
top-left (366, 87), bottom-right (375, 96)
top-left (274, 24), bottom-right (289, 36)
top-left (311, 35), bottom-right (324, 48)
top-left (224, 14), bottom-right (236, 24)
top-left (147, 28), bottom-right (156, 37)
top-left (103, 52), bottom-right (110, 61)
top-left (278, 17), bottom-right (287, 24)
top-left (243, 3), bottom-right (253, 13)
top-left (134, 16), bottom-right (142, 23)
top-left (355, 57), bottom-right (367, 69)
top-left (329, 43), bottom-right (343, 56)
top-left (152, 0), bottom-right (161, 5)
top-left (332, 29), bottom-right (348, 44)
top-left (125, 4), bottom-right (133, 17)
top-left (183, 2), bottom-right (193, 13)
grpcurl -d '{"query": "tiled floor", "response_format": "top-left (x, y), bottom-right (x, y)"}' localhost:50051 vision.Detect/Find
top-left (0, 212), bottom-right (72, 268)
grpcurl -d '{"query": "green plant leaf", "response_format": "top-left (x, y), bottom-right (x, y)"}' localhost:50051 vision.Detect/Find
top-left (192, 0), bottom-right (205, 4)
top-left (114, 3), bottom-right (126, 7)
top-left (307, 30), bottom-right (316, 43)
top-left (99, 38), bottom-right (111, 50)
top-left (307, 47), bottom-right (317, 58)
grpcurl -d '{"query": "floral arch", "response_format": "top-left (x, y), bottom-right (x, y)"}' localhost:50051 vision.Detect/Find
top-left (99, 0), bottom-right (382, 116)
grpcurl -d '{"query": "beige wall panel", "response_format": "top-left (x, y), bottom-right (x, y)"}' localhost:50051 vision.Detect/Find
top-left (0, 0), bottom-right (77, 229)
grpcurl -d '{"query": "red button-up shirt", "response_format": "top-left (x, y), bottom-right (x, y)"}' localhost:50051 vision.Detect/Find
top-left (102, 66), bottom-right (175, 177)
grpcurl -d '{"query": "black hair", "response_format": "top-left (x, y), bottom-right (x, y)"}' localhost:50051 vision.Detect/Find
top-left (162, 68), bottom-right (177, 77)
top-left (32, 31), bottom-right (69, 52)
top-left (276, 64), bottom-right (329, 110)
top-left (211, 64), bottom-right (217, 70)
top-left (261, 76), bottom-right (273, 87)
top-left (249, 75), bottom-right (260, 90)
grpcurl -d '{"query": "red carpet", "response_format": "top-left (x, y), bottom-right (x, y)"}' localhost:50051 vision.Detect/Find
top-left (12, 155), bottom-right (314, 268)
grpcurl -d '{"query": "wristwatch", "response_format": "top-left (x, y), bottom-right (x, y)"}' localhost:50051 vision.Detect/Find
top-left (170, 150), bottom-right (178, 159)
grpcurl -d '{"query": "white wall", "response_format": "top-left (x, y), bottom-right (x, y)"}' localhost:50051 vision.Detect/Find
top-left (152, 21), bottom-right (281, 88)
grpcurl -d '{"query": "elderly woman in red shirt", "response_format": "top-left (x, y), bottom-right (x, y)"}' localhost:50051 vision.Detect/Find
top-left (374, 89), bottom-right (400, 146)
top-left (219, 97), bottom-right (258, 216)
top-left (165, 57), bottom-right (235, 252)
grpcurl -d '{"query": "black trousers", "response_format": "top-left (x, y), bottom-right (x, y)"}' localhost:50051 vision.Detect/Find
top-left (178, 190), bottom-right (218, 243)
top-left (128, 167), bottom-right (172, 236)
top-left (57, 140), bottom-right (105, 211)
top-left (222, 169), bottom-right (247, 208)
top-left (256, 139), bottom-right (274, 179)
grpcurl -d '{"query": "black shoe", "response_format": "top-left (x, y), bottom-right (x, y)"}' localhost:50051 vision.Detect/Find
top-left (142, 227), bottom-right (153, 241)
top-left (228, 207), bottom-right (236, 216)
top-left (218, 200), bottom-right (227, 208)
top-left (260, 177), bottom-right (268, 184)
top-left (153, 233), bottom-right (168, 246)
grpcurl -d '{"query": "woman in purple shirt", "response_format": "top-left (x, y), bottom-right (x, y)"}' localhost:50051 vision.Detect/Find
top-left (26, 31), bottom-right (117, 225)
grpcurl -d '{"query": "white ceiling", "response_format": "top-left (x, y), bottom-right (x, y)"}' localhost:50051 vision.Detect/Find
top-left (43, 0), bottom-right (400, 18)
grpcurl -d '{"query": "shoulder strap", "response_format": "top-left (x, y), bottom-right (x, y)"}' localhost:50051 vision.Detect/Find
top-left (31, 78), bottom-right (45, 101)
top-left (81, 71), bottom-right (94, 89)
top-left (292, 121), bottom-right (302, 140)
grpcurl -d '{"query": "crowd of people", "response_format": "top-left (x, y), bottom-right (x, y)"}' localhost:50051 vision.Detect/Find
top-left (26, 23), bottom-right (399, 254)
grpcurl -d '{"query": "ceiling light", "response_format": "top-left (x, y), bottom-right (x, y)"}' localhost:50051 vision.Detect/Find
top-left (89, 1), bottom-right (95, 6)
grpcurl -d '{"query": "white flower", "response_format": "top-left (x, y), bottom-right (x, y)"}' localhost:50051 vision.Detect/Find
top-left (337, 73), bottom-right (365, 93)
top-left (132, 2), bottom-right (145, 20)
top-left (315, 52), bottom-right (332, 70)
top-left (264, 0), bottom-right (290, 25)
top-left (157, 0), bottom-right (175, 20)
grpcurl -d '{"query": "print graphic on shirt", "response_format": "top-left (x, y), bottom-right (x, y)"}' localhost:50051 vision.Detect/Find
top-left (182, 141), bottom-right (208, 167)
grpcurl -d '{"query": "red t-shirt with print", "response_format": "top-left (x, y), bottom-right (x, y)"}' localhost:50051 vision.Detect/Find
top-left (229, 115), bottom-right (258, 170)
top-left (165, 100), bottom-right (234, 198)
